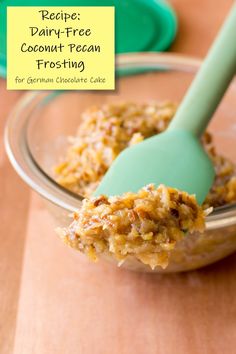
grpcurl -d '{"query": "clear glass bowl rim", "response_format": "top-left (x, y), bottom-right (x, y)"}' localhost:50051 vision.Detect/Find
top-left (4, 52), bottom-right (236, 230)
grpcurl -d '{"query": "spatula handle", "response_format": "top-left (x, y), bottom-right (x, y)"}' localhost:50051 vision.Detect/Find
top-left (168, 2), bottom-right (236, 138)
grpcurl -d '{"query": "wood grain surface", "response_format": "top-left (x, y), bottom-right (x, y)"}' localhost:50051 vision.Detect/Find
top-left (0, 1), bottom-right (235, 353)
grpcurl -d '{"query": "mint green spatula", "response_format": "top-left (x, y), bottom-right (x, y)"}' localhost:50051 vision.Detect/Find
top-left (95, 3), bottom-right (236, 204)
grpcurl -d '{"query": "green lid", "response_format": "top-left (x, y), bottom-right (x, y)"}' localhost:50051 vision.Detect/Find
top-left (0, 0), bottom-right (177, 78)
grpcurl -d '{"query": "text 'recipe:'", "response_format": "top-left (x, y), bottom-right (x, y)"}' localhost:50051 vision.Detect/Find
top-left (39, 9), bottom-right (81, 22)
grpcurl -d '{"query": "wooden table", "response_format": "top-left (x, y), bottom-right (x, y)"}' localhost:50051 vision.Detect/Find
top-left (1, 1), bottom-right (236, 353)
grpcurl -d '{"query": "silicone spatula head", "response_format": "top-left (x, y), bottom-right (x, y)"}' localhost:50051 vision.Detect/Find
top-left (94, 129), bottom-right (215, 205)
top-left (94, 3), bottom-right (236, 204)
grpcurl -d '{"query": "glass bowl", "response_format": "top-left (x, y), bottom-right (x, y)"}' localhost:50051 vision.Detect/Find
top-left (4, 53), bottom-right (236, 273)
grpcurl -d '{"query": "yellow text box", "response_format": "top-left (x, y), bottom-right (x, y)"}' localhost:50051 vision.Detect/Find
top-left (7, 6), bottom-right (114, 90)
